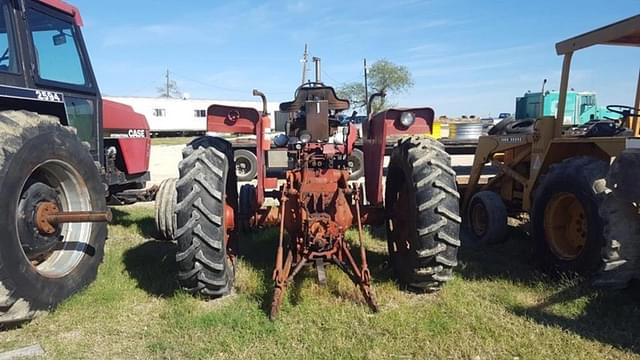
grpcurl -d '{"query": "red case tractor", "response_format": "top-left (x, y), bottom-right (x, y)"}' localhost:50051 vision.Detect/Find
top-left (0, 0), bottom-right (151, 324)
top-left (173, 63), bottom-right (462, 319)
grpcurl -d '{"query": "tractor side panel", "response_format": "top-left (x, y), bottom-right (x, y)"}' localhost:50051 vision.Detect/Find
top-left (363, 107), bottom-right (435, 205)
top-left (102, 99), bottom-right (150, 175)
top-left (207, 104), bottom-right (260, 134)
top-left (384, 107), bottom-right (434, 136)
top-left (207, 104), bottom-right (269, 205)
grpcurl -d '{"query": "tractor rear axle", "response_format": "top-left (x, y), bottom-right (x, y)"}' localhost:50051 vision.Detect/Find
top-left (36, 202), bottom-right (112, 235)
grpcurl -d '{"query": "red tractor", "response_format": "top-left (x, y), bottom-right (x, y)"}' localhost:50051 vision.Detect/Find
top-left (0, 0), bottom-right (151, 324)
top-left (173, 62), bottom-right (461, 318)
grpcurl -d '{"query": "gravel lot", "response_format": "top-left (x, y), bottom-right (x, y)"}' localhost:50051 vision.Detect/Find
top-left (148, 144), bottom-right (477, 185)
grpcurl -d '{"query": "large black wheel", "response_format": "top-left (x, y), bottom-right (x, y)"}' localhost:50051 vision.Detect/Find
top-left (531, 157), bottom-right (608, 274)
top-left (488, 118), bottom-right (515, 135)
top-left (154, 178), bottom-right (177, 240)
top-left (595, 194), bottom-right (640, 288)
top-left (348, 148), bottom-right (364, 180)
top-left (595, 151), bottom-right (640, 288)
top-left (607, 149), bottom-right (640, 203)
top-left (238, 184), bottom-right (257, 230)
top-left (505, 119), bottom-right (535, 134)
top-left (0, 111), bottom-right (106, 324)
top-left (467, 190), bottom-right (508, 244)
top-left (385, 136), bottom-right (461, 292)
top-left (234, 149), bottom-right (257, 182)
top-left (175, 136), bottom-right (238, 297)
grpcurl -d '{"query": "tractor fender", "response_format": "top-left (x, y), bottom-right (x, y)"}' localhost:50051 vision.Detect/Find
top-left (363, 107), bottom-right (435, 205)
top-left (102, 99), bottom-right (150, 175)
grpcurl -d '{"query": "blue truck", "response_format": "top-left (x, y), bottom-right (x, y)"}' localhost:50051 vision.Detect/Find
top-left (515, 90), bottom-right (620, 125)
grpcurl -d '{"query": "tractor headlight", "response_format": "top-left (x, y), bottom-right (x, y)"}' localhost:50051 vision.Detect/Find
top-left (299, 131), bottom-right (312, 144)
top-left (399, 112), bottom-right (416, 127)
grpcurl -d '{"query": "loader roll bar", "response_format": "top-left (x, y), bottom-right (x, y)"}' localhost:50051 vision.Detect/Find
top-left (554, 14), bottom-right (640, 137)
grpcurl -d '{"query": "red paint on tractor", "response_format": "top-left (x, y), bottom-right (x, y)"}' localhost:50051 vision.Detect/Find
top-left (102, 99), bottom-right (151, 175)
top-left (207, 104), bottom-right (272, 205)
top-left (38, 0), bottom-right (83, 26)
top-left (363, 107), bottom-right (435, 205)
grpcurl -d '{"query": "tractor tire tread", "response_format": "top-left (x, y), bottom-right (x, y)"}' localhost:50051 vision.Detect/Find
top-left (532, 156), bottom-right (609, 274)
top-left (387, 136), bottom-right (461, 292)
top-left (175, 136), bottom-right (236, 298)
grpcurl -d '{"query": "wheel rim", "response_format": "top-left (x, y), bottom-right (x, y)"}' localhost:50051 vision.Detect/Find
top-left (348, 154), bottom-right (361, 173)
top-left (16, 160), bottom-right (93, 278)
top-left (470, 201), bottom-right (489, 237)
top-left (543, 192), bottom-right (587, 260)
top-left (235, 157), bottom-right (252, 177)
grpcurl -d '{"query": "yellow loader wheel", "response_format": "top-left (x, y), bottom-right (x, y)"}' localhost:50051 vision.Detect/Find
top-left (531, 157), bottom-right (608, 275)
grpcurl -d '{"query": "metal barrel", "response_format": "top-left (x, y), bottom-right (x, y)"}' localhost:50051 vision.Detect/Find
top-left (448, 122), bottom-right (484, 141)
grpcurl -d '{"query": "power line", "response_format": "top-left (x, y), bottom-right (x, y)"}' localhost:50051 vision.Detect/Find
top-left (170, 71), bottom-right (251, 94)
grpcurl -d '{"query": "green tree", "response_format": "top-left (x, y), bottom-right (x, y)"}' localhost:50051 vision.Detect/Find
top-left (337, 59), bottom-right (414, 114)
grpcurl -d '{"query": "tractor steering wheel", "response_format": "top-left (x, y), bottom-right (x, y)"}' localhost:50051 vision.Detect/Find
top-left (606, 105), bottom-right (640, 117)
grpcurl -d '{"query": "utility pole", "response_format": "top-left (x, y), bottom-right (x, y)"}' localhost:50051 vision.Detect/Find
top-left (364, 58), bottom-right (369, 116)
top-left (300, 44), bottom-right (309, 85)
top-left (165, 69), bottom-right (170, 98)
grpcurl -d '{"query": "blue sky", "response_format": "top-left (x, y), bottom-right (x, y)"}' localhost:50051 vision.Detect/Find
top-left (75, 0), bottom-right (639, 117)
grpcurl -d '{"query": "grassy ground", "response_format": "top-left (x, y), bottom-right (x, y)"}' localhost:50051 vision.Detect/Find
top-left (1, 204), bottom-right (639, 359)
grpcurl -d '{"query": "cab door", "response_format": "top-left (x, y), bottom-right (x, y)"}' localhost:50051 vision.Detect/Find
top-left (20, 1), bottom-right (102, 162)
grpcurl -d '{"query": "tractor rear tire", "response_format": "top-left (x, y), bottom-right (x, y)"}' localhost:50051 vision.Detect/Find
top-left (0, 111), bottom-right (106, 324)
top-left (175, 136), bottom-right (238, 297)
top-left (467, 191), bottom-right (508, 244)
top-left (348, 148), bottom-right (364, 180)
top-left (531, 157), bottom-right (608, 275)
top-left (385, 136), bottom-right (461, 292)
top-left (607, 149), bottom-right (640, 203)
top-left (595, 194), bottom-right (640, 288)
top-left (595, 151), bottom-right (640, 288)
top-left (234, 149), bottom-right (257, 182)
top-left (154, 178), bottom-right (177, 240)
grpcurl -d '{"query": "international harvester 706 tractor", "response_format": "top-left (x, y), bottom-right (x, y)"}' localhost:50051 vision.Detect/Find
top-left (173, 62), bottom-right (462, 318)
top-left (462, 15), bottom-right (640, 286)
top-left (0, 0), bottom-right (151, 324)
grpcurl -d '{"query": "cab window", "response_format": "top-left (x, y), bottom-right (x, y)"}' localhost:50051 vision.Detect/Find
top-left (0, 1), bottom-right (17, 73)
top-left (27, 8), bottom-right (87, 86)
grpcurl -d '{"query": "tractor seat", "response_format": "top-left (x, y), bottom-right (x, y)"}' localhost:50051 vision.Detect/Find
top-left (280, 85), bottom-right (350, 112)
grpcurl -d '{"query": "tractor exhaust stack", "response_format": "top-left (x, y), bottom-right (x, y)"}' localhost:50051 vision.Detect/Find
top-left (312, 57), bottom-right (321, 83)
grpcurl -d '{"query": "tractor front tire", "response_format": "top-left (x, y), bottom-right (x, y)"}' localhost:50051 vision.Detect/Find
top-left (531, 157), bottom-right (608, 274)
top-left (175, 136), bottom-right (238, 297)
top-left (234, 149), bottom-right (257, 182)
top-left (0, 111), bottom-right (106, 324)
top-left (154, 178), bottom-right (177, 240)
top-left (467, 190), bottom-right (508, 244)
top-left (385, 136), bottom-right (461, 292)
top-left (348, 148), bottom-right (364, 180)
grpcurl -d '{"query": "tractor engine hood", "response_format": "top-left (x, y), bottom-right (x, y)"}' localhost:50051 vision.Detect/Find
top-left (102, 99), bottom-right (150, 175)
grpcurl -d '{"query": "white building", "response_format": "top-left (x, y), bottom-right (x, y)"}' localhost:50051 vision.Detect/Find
top-left (105, 96), bottom-right (281, 135)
